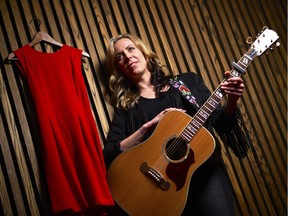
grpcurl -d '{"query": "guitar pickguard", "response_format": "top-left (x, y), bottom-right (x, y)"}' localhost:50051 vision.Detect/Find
top-left (166, 150), bottom-right (195, 191)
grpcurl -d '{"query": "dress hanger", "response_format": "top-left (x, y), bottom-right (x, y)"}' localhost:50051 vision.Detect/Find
top-left (8, 31), bottom-right (90, 60)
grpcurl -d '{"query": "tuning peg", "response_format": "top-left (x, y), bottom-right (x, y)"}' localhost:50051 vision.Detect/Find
top-left (275, 42), bottom-right (280, 47)
top-left (246, 36), bottom-right (253, 44)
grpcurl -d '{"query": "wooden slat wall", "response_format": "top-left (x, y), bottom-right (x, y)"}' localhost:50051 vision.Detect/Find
top-left (0, 0), bottom-right (286, 215)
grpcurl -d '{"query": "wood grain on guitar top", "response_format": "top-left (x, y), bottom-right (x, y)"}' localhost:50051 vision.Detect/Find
top-left (107, 110), bottom-right (216, 216)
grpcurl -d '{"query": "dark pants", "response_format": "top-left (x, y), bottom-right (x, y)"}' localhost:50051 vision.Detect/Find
top-left (182, 162), bottom-right (235, 216)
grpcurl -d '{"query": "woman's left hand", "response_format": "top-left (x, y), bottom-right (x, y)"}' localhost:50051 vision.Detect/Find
top-left (220, 71), bottom-right (245, 115)
top-left (220, 71), bottom-right (245, 102)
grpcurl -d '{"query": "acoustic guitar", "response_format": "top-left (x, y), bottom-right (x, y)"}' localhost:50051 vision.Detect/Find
top-left (107, 27), bottom-right (279, 216)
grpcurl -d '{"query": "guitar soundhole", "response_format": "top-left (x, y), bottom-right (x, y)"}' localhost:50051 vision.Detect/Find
top-left (164, 137), bottom-right (189, 162)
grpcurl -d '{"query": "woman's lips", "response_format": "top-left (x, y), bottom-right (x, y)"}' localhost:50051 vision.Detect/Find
top-left (127, 61), bottom-right (138, 70)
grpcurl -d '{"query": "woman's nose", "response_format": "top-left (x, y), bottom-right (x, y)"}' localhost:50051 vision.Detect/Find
top-left (123, 53), bottom-right (132, 62)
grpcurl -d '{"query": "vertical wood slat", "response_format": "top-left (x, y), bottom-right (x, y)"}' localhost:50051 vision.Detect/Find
top-left (0, 0), bottom-right (286, 215)
top-left (81, 0), bottom-right (116, 125)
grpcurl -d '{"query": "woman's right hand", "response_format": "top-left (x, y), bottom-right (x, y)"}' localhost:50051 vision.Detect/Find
top-left (142, 108), bottom-right (186, 132)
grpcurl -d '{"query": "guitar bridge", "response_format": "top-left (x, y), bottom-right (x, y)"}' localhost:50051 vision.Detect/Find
top-left (140, 162), bottom-right (170, 190)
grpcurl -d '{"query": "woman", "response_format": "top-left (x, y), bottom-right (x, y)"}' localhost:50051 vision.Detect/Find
top-left (103, 34), bottom-right (248, 216)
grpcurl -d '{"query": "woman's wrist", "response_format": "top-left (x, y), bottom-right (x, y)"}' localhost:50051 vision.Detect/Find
top-left (225, 99), bottom-right (238, 116)
top-left (116, 142), bottom-right (123, 151)
top-left (117, 124), bottom-right (150, 152)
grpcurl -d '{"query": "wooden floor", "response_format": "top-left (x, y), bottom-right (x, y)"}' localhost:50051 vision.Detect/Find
top-left (0, 0), bottom-right (286, 215)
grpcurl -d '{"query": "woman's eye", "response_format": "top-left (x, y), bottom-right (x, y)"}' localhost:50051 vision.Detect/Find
top-left (116, 54), bottom-right (123, 61)
top-left (128, 46), bottom-right (135, 52)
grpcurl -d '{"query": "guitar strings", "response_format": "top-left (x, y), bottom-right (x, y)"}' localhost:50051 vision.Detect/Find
top-left (151, 81), bottom-right (226, 171)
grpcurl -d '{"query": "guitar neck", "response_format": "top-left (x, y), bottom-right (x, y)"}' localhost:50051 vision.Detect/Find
top-left (181, 54), bottom-right (253, 142)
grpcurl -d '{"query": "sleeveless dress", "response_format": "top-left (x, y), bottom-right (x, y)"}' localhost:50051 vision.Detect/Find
top-left (14, 45), bottom-right (114, 214)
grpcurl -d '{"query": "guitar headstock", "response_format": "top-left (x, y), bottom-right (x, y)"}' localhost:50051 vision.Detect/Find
top-left (246, 27), bottom-right (280, 59)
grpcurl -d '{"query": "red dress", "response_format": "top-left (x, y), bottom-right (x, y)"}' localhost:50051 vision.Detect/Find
top-left (14, 45), bottom-right (114, 215)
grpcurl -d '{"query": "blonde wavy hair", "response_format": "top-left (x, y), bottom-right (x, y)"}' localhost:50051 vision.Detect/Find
top-left (106, 34), bottom-right (169, 110)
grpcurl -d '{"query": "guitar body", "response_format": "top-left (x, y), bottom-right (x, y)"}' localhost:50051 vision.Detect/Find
top-left (107, 110), bottom-right (215, 216)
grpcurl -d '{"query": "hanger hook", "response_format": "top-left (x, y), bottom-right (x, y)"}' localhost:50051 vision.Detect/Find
top-left (29, 18), bottom-right (41, 32)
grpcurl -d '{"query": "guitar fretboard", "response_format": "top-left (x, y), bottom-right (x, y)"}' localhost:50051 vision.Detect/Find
top-left (180, 53), bottom-right (253, 142)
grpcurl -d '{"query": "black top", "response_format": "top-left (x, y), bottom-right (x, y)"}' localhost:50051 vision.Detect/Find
top-left (138, 90), bottom-right (173, 121)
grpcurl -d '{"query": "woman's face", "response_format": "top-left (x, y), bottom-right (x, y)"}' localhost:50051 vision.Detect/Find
top-left (114, 38), bottom-right (148, 81)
